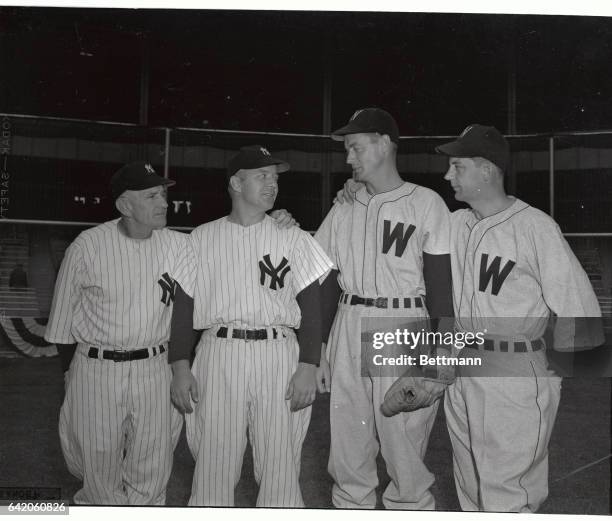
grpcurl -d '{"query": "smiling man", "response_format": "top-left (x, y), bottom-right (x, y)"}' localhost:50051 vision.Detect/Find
top-left (436, 124), bottom-right (603, 512)
top-left (168, 145), bottom-right (333, 507)
top-left (45, 161), bottom-right (188, 505)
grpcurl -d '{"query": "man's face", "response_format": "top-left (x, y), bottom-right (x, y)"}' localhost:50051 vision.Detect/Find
top-left (344, 133), bottom-right (385, 184)
top-left (235, 165), bottom-right (279, 211)
top-left (444, 157), bottom-right (485, 203)
top-left (123, 185), bottom-right (169, 231)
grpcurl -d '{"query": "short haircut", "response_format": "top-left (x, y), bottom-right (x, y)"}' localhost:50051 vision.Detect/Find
top-left (473, 156), bottom-right (503, 175)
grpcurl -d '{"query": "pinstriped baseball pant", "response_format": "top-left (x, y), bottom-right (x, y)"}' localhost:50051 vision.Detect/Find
top-left (59, 345), bottom-right (183, 505)
top-left (186, 328), bottom-right (311, 507)
top-left (444, 351), bottom-right (562, 512)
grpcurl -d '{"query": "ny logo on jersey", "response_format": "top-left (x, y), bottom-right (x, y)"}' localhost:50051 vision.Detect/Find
top-left (259, 254), bottom-right (291, 290)
top-left (157, 272), bottom-right (177, 305)
top-left (478, 254), bottom-right (516, 296)
top-left (382, 220), bottom-right (416, 257)
top-left (144, 163), bottom-right (155, 175)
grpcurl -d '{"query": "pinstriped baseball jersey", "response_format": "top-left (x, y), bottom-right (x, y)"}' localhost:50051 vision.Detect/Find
top-left (172, 214), bottom-right (332, 507)
top-left (450, 198), bottom-right (602, 341)
top-left (315, 182), bottom-right (450, 297)
top-left (44, 218), bottom-right (186, 505)
top-left (45, 218), bottom-right (193, 348)
top-left (174, 215), bottom-right (333, 329)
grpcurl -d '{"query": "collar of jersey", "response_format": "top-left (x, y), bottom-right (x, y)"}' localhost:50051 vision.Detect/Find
top-left (355, 181), bottom-right (411, 206)
top-left (468, 196), bottom-right (528, 226)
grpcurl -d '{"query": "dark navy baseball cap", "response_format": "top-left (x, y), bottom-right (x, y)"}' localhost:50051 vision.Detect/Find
top-left (227, 145), bottom-right (290, 178)
top-left (436, 124), bottom-right (510, 171)
top-left (111, 161), bottom-right (175, 201)
top-left (332, 108), bottom-right (400, 144)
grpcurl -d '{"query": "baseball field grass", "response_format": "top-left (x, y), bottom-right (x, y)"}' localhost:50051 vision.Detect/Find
top-left (0, 357), bottom-right (609, 513)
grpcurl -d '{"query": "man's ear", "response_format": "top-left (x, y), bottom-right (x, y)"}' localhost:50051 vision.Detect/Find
top-left (115, 195), bottom-right (130, 216)
top-left (481, 161), bottom-right (494, 183)
top-left (380, 134), bottom-right (392, 155)
top-left (229, 175), bottom-right (242, 192)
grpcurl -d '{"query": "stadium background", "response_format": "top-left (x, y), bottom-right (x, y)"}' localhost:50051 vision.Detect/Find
top-left (0, 6), bottom-right (610, 513)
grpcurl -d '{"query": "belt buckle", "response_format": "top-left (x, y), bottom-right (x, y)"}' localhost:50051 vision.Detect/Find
top-left (113, 349), bottom-right (129, 362)
top-left (374, 297), bottom-right (387, 308)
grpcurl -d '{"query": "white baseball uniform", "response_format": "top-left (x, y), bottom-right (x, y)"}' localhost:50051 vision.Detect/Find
top-left (315, 182), bottom-right (451, 509)
top-left (445, 197), bottom-right (603, 512)
top-left (44, 218), bottom-right (187, 505)
top-left (172, 215), bottom-right (332, 507)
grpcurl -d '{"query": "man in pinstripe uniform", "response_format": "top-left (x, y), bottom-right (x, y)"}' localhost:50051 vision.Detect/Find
top-left (45, 160), bottom-right (299, 505)
top-left (169, 145), bottom-right (333, 507)
top-left (45, 161), bottom-right (187, 505)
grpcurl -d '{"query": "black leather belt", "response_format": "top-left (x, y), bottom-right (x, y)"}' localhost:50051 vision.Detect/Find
top-left (88, 345), bottom-right (165, 362)
top-left (467, 338), bottom-right (545, 353)
top-left (341, 293), bottom-right (423, 309)
top-left (216, 327), bottom-right (279, 341)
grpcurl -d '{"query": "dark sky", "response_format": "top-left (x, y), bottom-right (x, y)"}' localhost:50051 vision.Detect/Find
top-left (2, 7), bottom-right (612, 135)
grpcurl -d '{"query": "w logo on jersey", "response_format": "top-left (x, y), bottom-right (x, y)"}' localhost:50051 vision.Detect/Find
top-left (259, 254), bottom-right (291, 290)
top-left (479, 254), bottom-right (516, 296)
top-left (382, 220), bottom-right (416, 257)
top-left (157, 272), bottom-right (177, 305)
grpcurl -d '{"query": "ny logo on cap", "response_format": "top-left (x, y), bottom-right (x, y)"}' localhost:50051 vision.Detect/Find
top-left (144, 163), bottom-right (155, 174)
top-left (260, 147), bottom-right (271, 156)
top-left (350, 109), bottom-right (364, 121)
top-left (459, 125), bottom-right (474, 138)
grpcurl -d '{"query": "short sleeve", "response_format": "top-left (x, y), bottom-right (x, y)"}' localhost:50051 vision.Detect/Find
top-left (291, 231), bottom-right (334, 294)
top-left (530, 219), bottom-right (604, 350)
top-left (421, 191), bottom-right (451, 256)
top-left (44, 241), bottom-right (85, 344)
top-left (314, 204), bottom-right (340, 270)
top-left (171, 233), bottom-right (198, 298)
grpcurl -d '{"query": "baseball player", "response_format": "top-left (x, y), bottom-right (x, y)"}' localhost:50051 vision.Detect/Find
top-left (314, 108), bottom-right (454, 509)
top-left (168, 145), bottom-right (333, 507)
top-left (436, 124), bottom-right (604, 512)
top-left (44, 161), bottom-right (187, 505)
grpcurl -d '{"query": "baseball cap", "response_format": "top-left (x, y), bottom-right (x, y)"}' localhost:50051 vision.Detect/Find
top-left (435, 124), bottom-right (510, 171)
top-left (227, 145), bottom-right (290, 178)
top-left (332, 108), bottom-right (400, 144)
top-left (111, 161), bottom-right (175, 201)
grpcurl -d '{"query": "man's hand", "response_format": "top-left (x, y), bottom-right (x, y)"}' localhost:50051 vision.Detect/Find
top-left (333, 178), bottom-right (363, 205)
top-left (285, 362), bottom-right (317, 411)
top-left (316, 343), bottom-right (331, 393)
top-left (270, 209), bottom-right (300, 229)
top-left (171, 360), bottom-right (199, 414)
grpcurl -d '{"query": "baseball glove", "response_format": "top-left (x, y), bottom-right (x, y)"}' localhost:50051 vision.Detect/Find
top-left (380, 365), bottom-right (452, 417)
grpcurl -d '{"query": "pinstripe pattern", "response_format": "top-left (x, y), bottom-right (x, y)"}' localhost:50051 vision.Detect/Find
top-left (176, 215), bottom-right (332, 327)
top-left (46, 219), bottom-right (188, 505)
top-left (45, 219), bottom-right (194, 347)
top-left (175, 216), bottom-right (332, 507)
top-left (186, 329), bottom-right (310, 506)
top-left (314, 183), bottom-right (450, 509)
